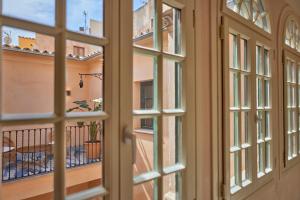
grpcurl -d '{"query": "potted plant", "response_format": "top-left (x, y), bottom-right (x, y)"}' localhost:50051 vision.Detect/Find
top-left (67, 98), bottom-right (103, 160)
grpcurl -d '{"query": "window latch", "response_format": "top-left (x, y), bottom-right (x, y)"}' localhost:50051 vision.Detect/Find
top-left (123, 126), bottom-right (137, 164)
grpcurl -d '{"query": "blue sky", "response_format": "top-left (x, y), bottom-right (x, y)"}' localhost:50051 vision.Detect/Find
top-left (2, 0), bottom-right (146, 45)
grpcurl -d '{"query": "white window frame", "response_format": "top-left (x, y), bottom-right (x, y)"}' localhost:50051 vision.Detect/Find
top-left (221, 0), bottom-right (272, 38)
top-left (0, 0), bottom-right (120, 199)
top-left (119, 0), bottom-right (196, 199)
top-left (282, 16), bottom-right (300, 169)
top-left (221, 16), bottom-right (274, 200)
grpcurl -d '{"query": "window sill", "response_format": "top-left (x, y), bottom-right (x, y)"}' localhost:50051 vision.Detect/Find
top-left (134, 129), bottom-right (154, 135)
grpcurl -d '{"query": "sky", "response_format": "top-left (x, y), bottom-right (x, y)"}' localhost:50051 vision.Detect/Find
top-left (2, 0), bottom-right (147, 46)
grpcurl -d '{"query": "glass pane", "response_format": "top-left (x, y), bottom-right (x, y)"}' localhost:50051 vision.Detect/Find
top-left (264, 49), bottom-right (270, 76)
top-left (230, 112), bottom-right (239, 148)
top-left (1, 27), bottom-right (54, 114)
top-left (133, 0), bottom-right (155, 49)
top-left (163, 116), bottom-right (182, 167)
top-left (65, 41), bottom-right (104, 113)
top-left (230, 71), bottom-right (239, 108)
top-left (67, 0), bottom-right (104, 37)
top-left (291, 62), bottom-right (297, 83)
top-left (241, 74), bottom-right (249, 107)
top-left (265, 111), bottom-right (271, 138)
top-left (134, 180), bottom-right (158, 200)
top-left (293, 134), bottom-right (297, 157)
top-left (133, 117), bottom-right (158, 176)
top-left (291, 86), bottom-right (297, 107)
top-left (257, 111), bottom-right (263, 140)
top-left (241, 149), bottom-right (250, 182)
top-left (253, 0), bottom-right (270, 32)
top-left (256, 78), bottom-right (263, 108)
top-left (287, 110), bottom-right (291, 133)
top-left (162, 4), bottom-right (182, 54)
top-left (229, 34), bottom-right (238, 69)
top-left (65, 120), bottom-right (103, 196)
top-left (292, 110), bottom-right (297, 132)
top-left (287, 86), bottom-right (291, 107)
top-left (240, 38), bottom-right (248, 71)
top-left (265, 142), bottom-right (271, 171)
top-left (288, 134), bottom-right (292, 160)
top-left (163, 59), bottom-right (182, 109)
top-left (264, 79), bottom-right (270, 107)
top-left (226, 0), bottom-right (251, 19)
top-left (256, 46), bottom-right (263, 75)
top-left (230, 152), bottom-right (239, 189)
top-left (163, 173), bottom-right (182, 200)
top-left (1, 124), bottom-right (55, 199)
top-left (241, 112), bottom-right (249, 145)
top-left (2, 0), bottom-right (55, 26)
top-left (133, 53), bottom-right (157, 110)
top-left (257, 143), bottom-right (264, 176)
top-left (286, 60), bottom-right (291, 83)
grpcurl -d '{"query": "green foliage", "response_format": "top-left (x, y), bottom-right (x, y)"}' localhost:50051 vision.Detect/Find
top-left (67, 99), bottom-right (103, 142)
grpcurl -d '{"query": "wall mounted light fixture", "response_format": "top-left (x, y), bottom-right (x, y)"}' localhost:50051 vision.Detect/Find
top-left (78, 73), bottom-right (103, 88)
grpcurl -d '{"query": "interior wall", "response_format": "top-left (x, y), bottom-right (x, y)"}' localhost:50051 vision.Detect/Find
top-left (196, 0), bottom-right (300, 199)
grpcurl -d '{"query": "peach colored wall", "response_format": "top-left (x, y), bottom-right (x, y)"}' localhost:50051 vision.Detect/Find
top-left (1, 50), bottom-right (103, 115)
top-left (2, 51), bottom-right (54, 114)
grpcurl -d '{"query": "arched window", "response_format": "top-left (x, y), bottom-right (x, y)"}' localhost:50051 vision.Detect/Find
top-left (283, 16), bottom-right (300, 167)
top-left (285, 18), bottom-right (300, 51)
top-left (222, 0), bottom-right (273, 198)
top-left (226, 0), bottom-right (271, 33)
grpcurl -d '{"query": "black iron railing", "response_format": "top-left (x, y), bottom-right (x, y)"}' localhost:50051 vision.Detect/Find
top-left (2, 123), bottom-right (103, 182)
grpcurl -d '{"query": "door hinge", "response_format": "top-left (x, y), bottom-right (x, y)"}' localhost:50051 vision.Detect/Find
top-left (219, 24), bottom-right (225, 40)
top-left (220, 184), bottom-right (226, 199)
top-left (282, 49), bottom-right (285, 65)
top-left (193, 9), bottom-right (195, 28)
top-left (283, 150), bottom-right (286, 166)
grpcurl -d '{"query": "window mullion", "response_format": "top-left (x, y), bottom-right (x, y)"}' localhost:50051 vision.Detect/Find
top-left (156, 0), bottom-right (164, 199)
top-left (261, 45), bottom-right (266, 175)
top-left (237, 34), bottom-right (243, 187)
top-left (296, 60), bottom-right (299, 156)
top-left (54, 0), bottom-right (67, 199)
top-left (251, 38), bottom-right (258, 184)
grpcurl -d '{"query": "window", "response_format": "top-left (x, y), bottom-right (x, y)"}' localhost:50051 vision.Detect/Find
top-left (140, 81), bottom-right (154, 129)
top-left (1, 0), bottom-right (111, 199)
top-left (256, 45), bottom-right (272, 177)
top-left (0, 0), bottom-right (195, 199)
top-left (132, 1), bottom-right (185, 199)
top-left (228, 33), bottom-right (252, 194)
top-left (285, 18), bottom-right (300, 52)
top-left (223, 16), bottom-right (273, 198)
top-left (226, 0), bottom-right (271, 33)
top-left (283, 17), bottom-right (300, 167)
top-left (284, 57), bottom-right (300, 162)
top-left (73, 46), bottom-right (85, 57)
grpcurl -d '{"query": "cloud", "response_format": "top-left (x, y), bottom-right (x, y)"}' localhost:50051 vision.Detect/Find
top-left (2, 0), bottom-right (104, 42)
top-left (3, 0), bottom-right (55, 26)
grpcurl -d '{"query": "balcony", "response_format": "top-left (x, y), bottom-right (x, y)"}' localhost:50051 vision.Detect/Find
top-left (2, 123), bottom-right (103, 200)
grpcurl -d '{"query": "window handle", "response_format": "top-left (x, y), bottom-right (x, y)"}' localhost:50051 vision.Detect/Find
top-left (123, 127), bottom-right (137, 164)
top-left (255, 114), bottom-right (263, 122)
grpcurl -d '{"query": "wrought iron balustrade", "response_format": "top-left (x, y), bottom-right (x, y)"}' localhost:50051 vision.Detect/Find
top-left (2, 123), bottom-right (103, 182)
